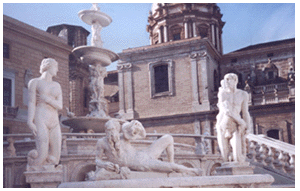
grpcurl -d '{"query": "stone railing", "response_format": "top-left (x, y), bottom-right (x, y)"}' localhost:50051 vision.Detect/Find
top-left (246, 134), bottom-right (295, 179)
top-left (3, 105), bottom-right (19, 118)
top-left (250, 83), bottom-right (291, 105)
top-left (3, 133), bottom-right (217, 157)
top-left (3, 132), bottom-right (295, 178)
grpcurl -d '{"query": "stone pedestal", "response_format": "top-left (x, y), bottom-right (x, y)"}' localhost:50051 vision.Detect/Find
top-left (59, 174), bottom-right (274, 188)
top-left (24, 165), bottom-right (63, 188)
top-left (215, 162), bottom-right (254, 176)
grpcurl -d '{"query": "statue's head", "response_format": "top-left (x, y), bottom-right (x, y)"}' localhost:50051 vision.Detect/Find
top-left (223, 73), bottom-right (238, 90)
top-left (105, 119), bottom-right (121, 135)
top-left (105, 119), bottom-right (121, 151)
top-left (122, 120), bottom-right (146, 140)
top-left (40, 58), bottom-right (58, 76)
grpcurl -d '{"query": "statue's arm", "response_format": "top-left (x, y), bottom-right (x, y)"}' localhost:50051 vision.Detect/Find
top-left (27, 79), bottom-right (37, 136)
top-left (95, 139), bottom-right (115, 171)
top-left (42, 83), bottom-right (63, 110)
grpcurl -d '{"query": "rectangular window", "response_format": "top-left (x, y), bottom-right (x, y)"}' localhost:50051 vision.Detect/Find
top-left (154, 65), bottom-right (169, 93)
top-left (3, 43), bottom-right (10, 59)
top-left (149, 60), bottom-right (174, 98)
top-left (3, 78), bottom-right (12, 106)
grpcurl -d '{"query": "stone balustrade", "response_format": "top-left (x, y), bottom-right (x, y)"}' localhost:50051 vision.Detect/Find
top-left (246, 134), bottom-right (295, 179)
top-left (4, 133), bottom-right (295, 170)
top-left (3, 132), bottom-right (295, 187)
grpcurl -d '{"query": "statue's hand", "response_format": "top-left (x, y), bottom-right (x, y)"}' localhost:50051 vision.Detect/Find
top-left (104, 162), bottom-right (115, 172)
top-left (27, 122), bottom-right (37, 136)
top-left (120, 167), bottom-right (131, 179)
top-left (40, 94), bottom-right (51, 104)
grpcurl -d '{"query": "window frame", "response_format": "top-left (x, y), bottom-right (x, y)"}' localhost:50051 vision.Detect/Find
top-left (149, 60), bottom-right (174, 98)
top-left (3, 43), bottom-right (10, 59)
top-left (3, 70), bottom-right (16, 107)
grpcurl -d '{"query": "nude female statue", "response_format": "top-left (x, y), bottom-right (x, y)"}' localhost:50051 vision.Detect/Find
top-left (27, 58), bottom-right (63, 166)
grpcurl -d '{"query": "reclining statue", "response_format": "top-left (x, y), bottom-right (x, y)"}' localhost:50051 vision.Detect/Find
top-left (87, 119), bottom-right (201, 180)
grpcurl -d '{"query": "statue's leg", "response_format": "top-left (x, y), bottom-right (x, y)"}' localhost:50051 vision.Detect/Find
top-left (147, 134), bottom-right (174, 163)
top-left (48, 124), bottom-right (62, 165)
top-left (230, 131), bottom-right (243, 163)
top-left (147, 159), bottom-right (201, 176)
top-left (34, 122), bottom-right (49, 166)
top-left (217, 127), bottom-right (229, 161)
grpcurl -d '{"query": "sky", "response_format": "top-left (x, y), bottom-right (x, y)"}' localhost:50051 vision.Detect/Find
top-left (2, 2), bottom-right (296, 71)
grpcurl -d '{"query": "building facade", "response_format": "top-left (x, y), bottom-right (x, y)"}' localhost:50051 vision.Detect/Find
top-left (116, 3), bottom-right (295, 145)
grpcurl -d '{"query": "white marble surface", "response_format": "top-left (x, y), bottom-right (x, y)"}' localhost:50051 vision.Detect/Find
top-left (87, 119), bottom-right (201, 181)
top-left (27, 58), bottom-right (62, 167)
top-left (216, 73), bottom-right (251, 163)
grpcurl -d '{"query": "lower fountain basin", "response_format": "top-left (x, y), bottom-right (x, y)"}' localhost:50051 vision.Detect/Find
top-left (72, 46), bottom-right (119, 67)
top-left (62, 117), bottom-right (126, 133)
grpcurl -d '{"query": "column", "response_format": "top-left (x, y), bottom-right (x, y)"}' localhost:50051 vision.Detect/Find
top-left (193, 22), bottom-right (197, 37)
top-left (216, 26), bottom-right (220, 51)
top-left (158, 29), bottom-right (162, 43)
top-left (117, 65), bottom-right (125, 114)
top-left (211, 24), bottom-right (215, 46)
top-left (124, 63), bottom-right (134, 116)
top-left (190, 53), bottom-right (200, 106)
top-left (184, 22), bottom-right (188, 39)
top-left (164, 25), bottom-right (168, 42)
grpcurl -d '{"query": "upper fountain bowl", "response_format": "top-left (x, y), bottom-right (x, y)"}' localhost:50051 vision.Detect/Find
top-left (78, 10), bottom-right (112, 27)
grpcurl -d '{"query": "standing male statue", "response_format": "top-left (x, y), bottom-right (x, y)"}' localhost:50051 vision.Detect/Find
top-left (87, 119), bottom-right (201, 180)
top-left (27, 58), bottom-right (63, 167)
top-left (216, 73), bottom-right (251, 164)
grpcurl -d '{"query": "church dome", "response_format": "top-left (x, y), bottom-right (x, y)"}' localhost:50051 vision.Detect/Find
top-left (147, 3), bottom-right (225, 54)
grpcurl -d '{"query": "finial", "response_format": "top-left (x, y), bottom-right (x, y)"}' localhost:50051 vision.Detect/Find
top-left (91, 3), bottom-right (100, 11)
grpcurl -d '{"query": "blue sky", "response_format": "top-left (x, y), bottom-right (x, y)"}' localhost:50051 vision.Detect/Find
top-left (2, 2), bottom-right (295, 71)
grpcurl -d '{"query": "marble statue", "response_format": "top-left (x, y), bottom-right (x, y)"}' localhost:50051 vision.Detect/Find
top-left (87, 119), bottom-right (201, 180)
top-left (87, 64), bottom-right (108, 117)
top-left (216, 73), bottom-right (251, 163)
top-left (27, 58), bottom-right (63, 167)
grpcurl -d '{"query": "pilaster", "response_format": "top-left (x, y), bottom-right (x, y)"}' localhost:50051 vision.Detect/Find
top-left (117, 63), bottom-right (134, 120)
top-left (190, 52), bottom-right (210, 112)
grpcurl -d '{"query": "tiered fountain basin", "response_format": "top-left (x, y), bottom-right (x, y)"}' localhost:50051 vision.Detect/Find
top-left (62, 117), bottom-right (126, 133)
top-left (78, 9), bottom-right (112, 27)
top-left (72, 46), bottom-right (119, 67)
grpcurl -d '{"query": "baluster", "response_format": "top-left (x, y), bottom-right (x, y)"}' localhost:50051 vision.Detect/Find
top-left (255, 144), bottom-right (266, 164)
top-left (274, 150), bottom-right (285, 172)
top-left (288, 154), bottom-right (295, 176)
top-left (260, 144), bottom-right (268, 166)
top-left (265, 147), bottom-right (275, 168)
top-left (61, 135), bottom-right (68, 155)
top-left (247, 141), bottom-right (256, 162)
top-left (7, 137), bottom-right (16, 157)
top-left (282, 152), bottom-right (291, 174)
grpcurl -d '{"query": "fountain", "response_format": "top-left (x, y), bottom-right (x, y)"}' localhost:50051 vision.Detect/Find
top-left (62, 3), bottom-right (124, 132)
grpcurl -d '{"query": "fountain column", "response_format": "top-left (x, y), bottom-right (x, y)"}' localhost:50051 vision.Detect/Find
top-left (63, 3), bottom-right (120, 133)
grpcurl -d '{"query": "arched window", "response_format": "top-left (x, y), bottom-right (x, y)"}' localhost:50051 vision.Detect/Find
top-left (198, 25), bottom-right (208, 39)
top-left (267, 129), bottom-right (280, 140)
top-left (169, 25), bottom-right (182, 41)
